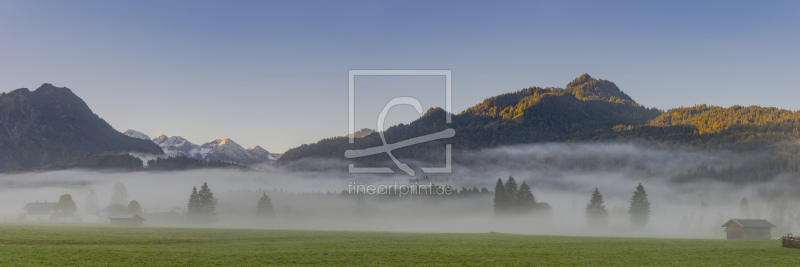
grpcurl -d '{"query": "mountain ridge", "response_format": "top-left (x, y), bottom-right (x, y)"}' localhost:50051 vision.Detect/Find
top-left (123, 131), bottom-right (282, 166)
top-left (277, 74), bottom-right (800, 166)
top-left (0, 84), bottom-right (163, 171)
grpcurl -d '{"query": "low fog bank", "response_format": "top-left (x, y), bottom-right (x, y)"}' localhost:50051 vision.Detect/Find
top-left (1, 142), bottom-right (798, 238)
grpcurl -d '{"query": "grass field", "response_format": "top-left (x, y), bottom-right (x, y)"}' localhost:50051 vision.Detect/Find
top-left (0, 224), bottom-right (795, 266)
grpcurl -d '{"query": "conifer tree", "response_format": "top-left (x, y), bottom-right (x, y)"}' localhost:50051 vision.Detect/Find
top-left (493, 178), bottom-right (506, 216)
top-left (187, 186), bottom-right (199, 216)
top-left (628, 183), bottom-right (651, 229)
top-left (197, 182), bottom-right (217, 219)
top-left (516, 181), bottom-right (536, 214)
top-left (257, 193), bottom-right (274, 217)
top-left (504, 176), bottom-right (518, 211)
top-left (585, 187), bottom-right (608, 227)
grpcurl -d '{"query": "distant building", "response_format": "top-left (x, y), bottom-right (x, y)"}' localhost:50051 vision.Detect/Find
top-left (22, 201), bottom-right (57, 221)
top-left (108, 214), bottom-right (145, 226)
top-left (721, 219), bottom-right (775, 239)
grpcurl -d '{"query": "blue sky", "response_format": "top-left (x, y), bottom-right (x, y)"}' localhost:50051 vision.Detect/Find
top-left (1, 0), bottom-right (798, 152)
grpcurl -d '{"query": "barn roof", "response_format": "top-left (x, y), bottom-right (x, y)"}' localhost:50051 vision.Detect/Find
top-left (23, 202), bottom-right (57, 211)
top-left (721, 219), bottom-right (776, 228)
top-left (108, 214), bottom-right (144, 220)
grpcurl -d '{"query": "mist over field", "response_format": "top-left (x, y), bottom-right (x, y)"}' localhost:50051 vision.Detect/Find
top-left (2, 142), bottom-right (797, 238)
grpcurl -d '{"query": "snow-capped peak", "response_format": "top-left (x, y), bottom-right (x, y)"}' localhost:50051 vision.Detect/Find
top-left (153, 134), bottom-right (169, 144)
top-left (137, 133), bottom-right (280, 167)
top-left (123, 129), bottom-right (151, 140)
top-left (246, 145), bottom-right (272, 162)
top-left (218, 138), bottom-right (238, 146)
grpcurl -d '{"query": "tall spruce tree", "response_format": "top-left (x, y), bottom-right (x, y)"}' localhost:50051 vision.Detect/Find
top-left (197, 182), bottom-right (217, 219)
top-left (517, 181), bottom-right (536, 214)
top-left (504, 176), bottom-right (519, 211)
top-left (257, 193), bottom-right (274, 217)
top-left (628, 183), bottom-right (651, 229)
top-left (585, 187), bottom-right (608, 227)
top-left (187, 186), bottom-right (199, 217)
top-left (493, 178), bottom-right (506, 216)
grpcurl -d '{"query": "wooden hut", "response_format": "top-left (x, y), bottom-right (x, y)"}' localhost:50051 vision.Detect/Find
top-left (108, 214), bottom-right (145, 226)
top-left (721, 219), bottom-right (775, 239)
top-left (22, 201), bottom-right (57, 221)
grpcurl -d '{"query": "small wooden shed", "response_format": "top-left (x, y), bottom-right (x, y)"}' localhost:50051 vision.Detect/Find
top-left (721, 219), bottom-right (775, 240)
top-left (108, 214), bottom-right (145, 226)
top-left (22, 201), bottom-right (57, 221)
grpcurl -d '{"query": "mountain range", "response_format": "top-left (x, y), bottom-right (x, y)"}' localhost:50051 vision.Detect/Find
top-left (277, 74), bottom-right (800, 170)
top-left (123, 130), bottom-right (281, 166)
top-left (0, 83), bottom-right (279, 172)
top-left (3, 76), bottom-right (800, 176)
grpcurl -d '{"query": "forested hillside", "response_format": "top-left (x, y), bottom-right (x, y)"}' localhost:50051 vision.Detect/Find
top-left (0, 84), bottom-right (163, 172)
top-left (278, 74), bottom-right (800, 176)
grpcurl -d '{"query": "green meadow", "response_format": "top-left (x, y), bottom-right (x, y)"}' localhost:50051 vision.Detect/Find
top-left (0, 224), bottom-right (795, 266)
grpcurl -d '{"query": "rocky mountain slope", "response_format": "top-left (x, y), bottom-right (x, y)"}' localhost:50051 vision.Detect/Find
top-left (0, 84), bottom-right (163, 171)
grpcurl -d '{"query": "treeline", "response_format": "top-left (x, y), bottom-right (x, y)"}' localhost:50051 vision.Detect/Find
top-left (650, 105), bottom-right (800, 135)
top-left (147, 156), bottom-right (246, 170)
top-left (344, 184), bottom-right (492, 199)
top-left (665, 142), bottom-right (800, 184)
top-left (618, 104), bottom-right (800, 150)
top-left (46, 154), bottom-right (247, 171)
top-left (493, 176), bottom-right (551, 216)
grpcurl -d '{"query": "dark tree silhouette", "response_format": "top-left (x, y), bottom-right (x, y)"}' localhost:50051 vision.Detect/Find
top-left (257, 193), bottom-right (274, 217)
top-left (55, 194), bottom-right (77, 219)
top-left (187, 183), bottom-right (217, 223)
top-left (585, 187), bottom-right (608, 227)
top-left (628, 183), bottom-right (651, 229)
top-left (199, 183), bottom-right (217, 220)
top-left (493, 178), bottom-right (506, 216)
top-left (187, 186), bottom-right (199, 216)
top-left (517, 181), bottom-right (536, 214)
top-left (504, 176), bottom-right (519, 210)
